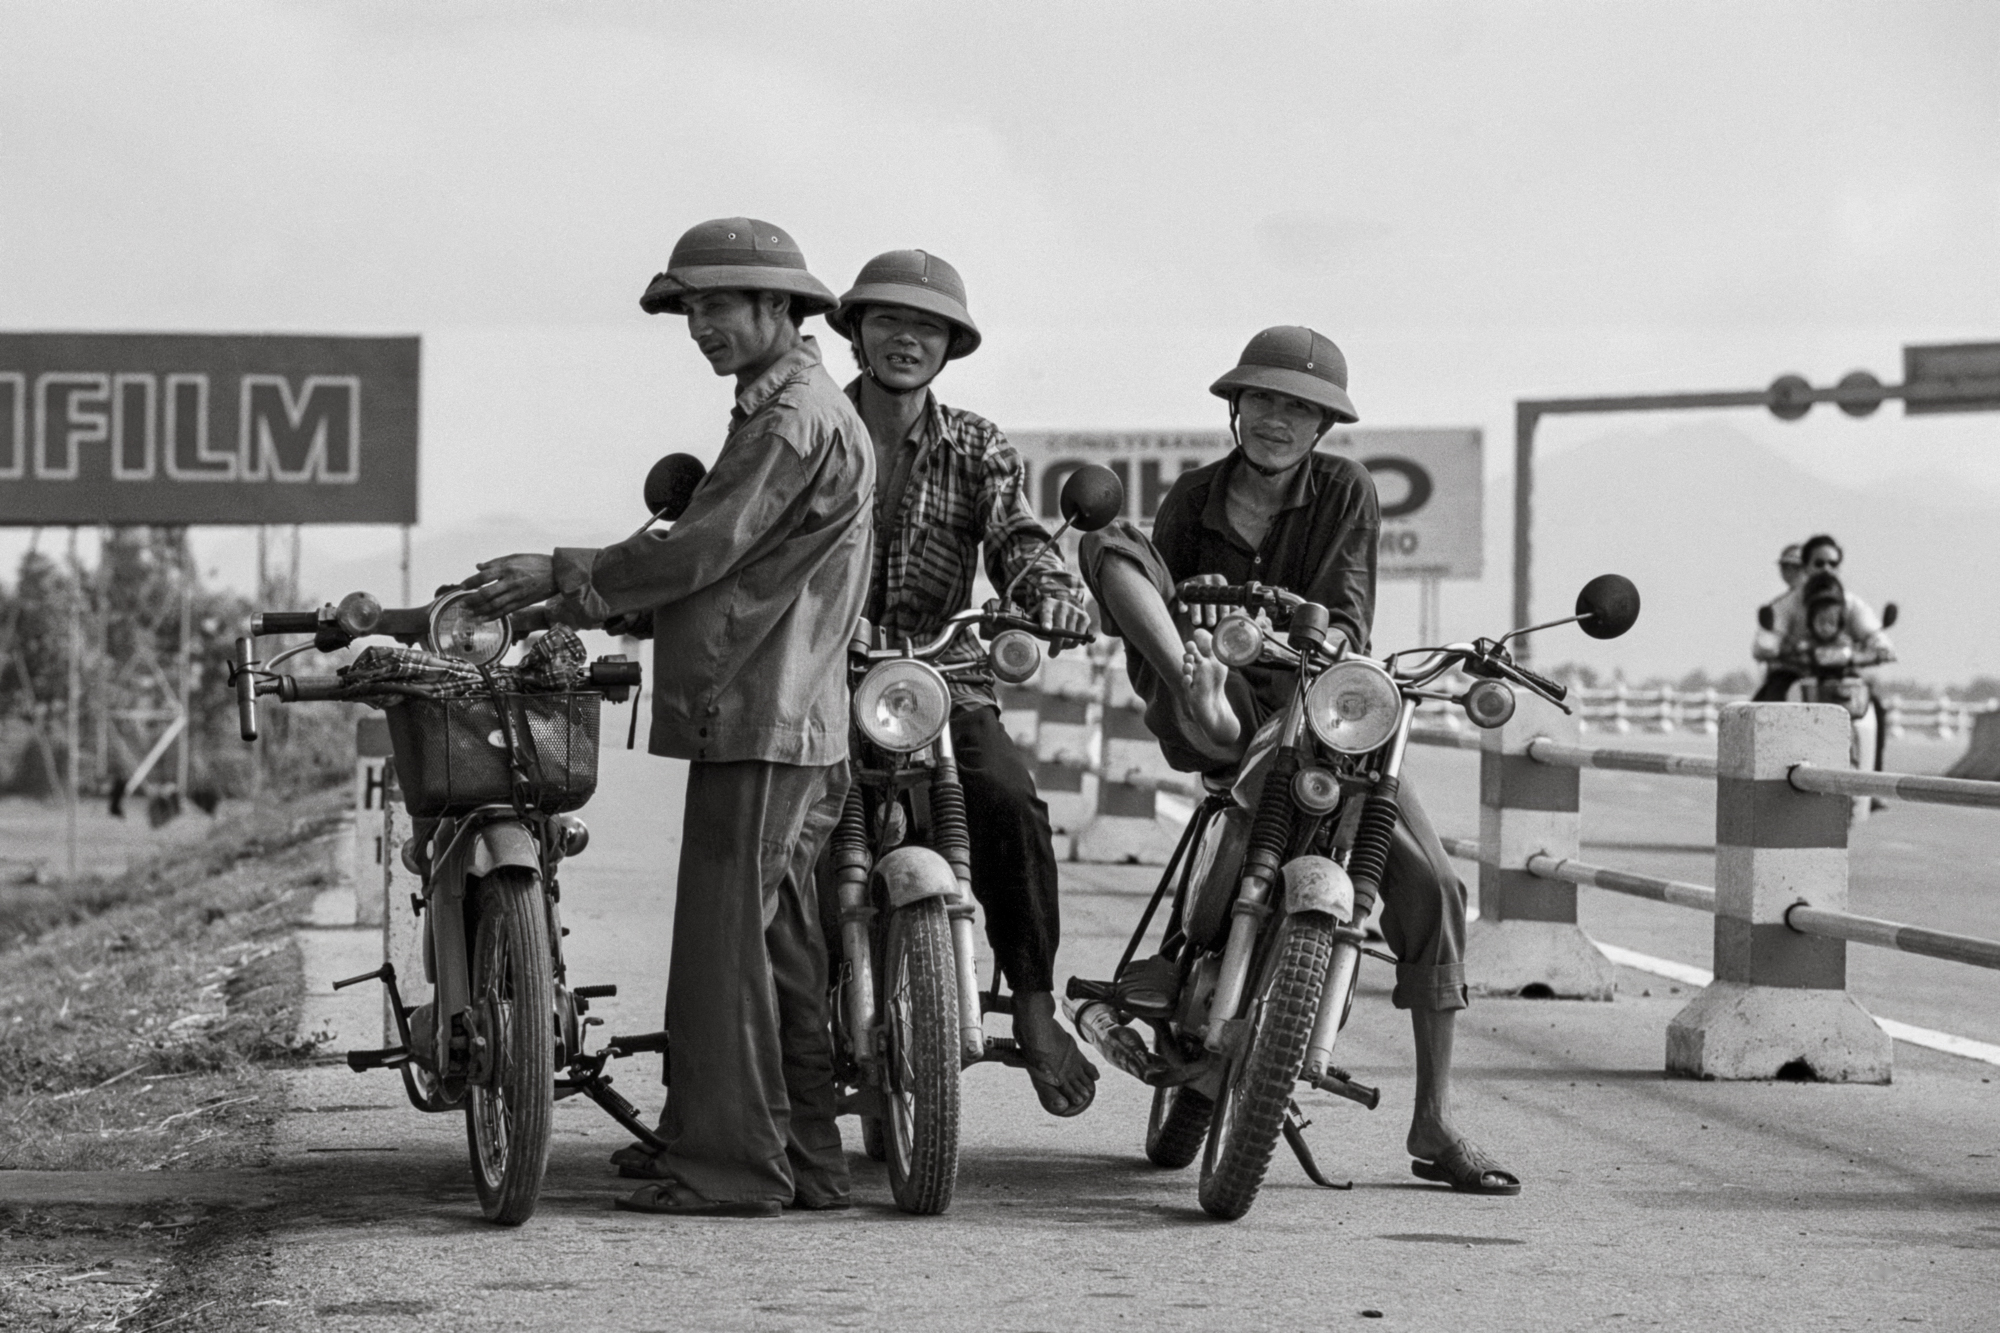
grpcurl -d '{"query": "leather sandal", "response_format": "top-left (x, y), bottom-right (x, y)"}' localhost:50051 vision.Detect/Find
top-left (614, 1182), bottom-right (780, 1217)
top-left (1411, 1139), bottom-right (1522, 1196)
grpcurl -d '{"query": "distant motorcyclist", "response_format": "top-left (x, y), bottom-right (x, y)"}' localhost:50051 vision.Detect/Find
top-left (826, 249), bottom-right (1099, 1117)
top-left (1751, 543), bottom-right (1806, 702)
top-left (1754, 535), bottom-right (1894, 675)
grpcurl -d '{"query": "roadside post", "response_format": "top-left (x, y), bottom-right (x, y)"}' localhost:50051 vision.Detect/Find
top-left (1667, 702), bottom-right (1892, 1081)
top-left (380, 762), bottom-right (424, 1046)
top-left (352, 717), bottom-right (391, 927)
top-left (1466, 694), bottom-right (1617, 998)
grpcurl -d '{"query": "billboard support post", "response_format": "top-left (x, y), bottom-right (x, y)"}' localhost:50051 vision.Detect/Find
top-left (64, 529), bottom-right (80, 881)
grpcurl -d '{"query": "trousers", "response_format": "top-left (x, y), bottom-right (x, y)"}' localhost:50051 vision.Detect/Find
top-left (952, 705), bottom-right (1062, 995)
top-left (658, 758), bottom-right (852, 1206)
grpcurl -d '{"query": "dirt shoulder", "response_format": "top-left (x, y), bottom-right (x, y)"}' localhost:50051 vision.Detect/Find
top-left (0, 790), bottom-right (347, 1331)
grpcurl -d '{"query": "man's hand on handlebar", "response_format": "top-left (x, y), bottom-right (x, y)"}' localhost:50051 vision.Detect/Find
top-left (1176, 573), bottom-right (1229, 629)
top-left (1038, 597), bottom-right (1092, 654)
top-left (459, 554), bottom-right (556, 618)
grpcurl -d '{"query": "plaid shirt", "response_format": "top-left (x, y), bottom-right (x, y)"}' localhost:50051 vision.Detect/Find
top-left (847, 382), bottom-right (1083, 709)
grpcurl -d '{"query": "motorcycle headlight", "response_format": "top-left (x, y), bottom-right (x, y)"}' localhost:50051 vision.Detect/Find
top-left (1304, 659), bottom-right (1402, 754)
top-left (1212, 614), bottom-right (1266, 669)
top-left (427, 591), bottom-right (512, 668)
top-left (854, 659), bottom-right (951, 753)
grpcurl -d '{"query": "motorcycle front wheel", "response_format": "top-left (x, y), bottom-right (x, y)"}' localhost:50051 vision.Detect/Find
top-left (463, 866), bottom-right (555, 1226)
top-left (880, 898), bottom-right (960, 1215)
top-left (1198, 913), bottom-right (1334, 1220)
top-left (1145, 1083), bottom-right (1214, 1170)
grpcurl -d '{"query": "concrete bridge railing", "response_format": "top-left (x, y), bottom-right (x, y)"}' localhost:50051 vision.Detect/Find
top-left (1418, 698), bottom-right (2000, 1081)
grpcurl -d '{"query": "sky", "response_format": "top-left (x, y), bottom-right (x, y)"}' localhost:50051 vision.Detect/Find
top-left (3, 1), bottom-right (1997, 669)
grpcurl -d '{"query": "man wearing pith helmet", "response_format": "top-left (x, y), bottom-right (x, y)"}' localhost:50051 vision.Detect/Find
top-left (1079, 325), bottom-right (1520, 1197)
top-left (462, 217), bottom-right (873, 1216)
top-left (827, 249), bottom-right (1100, 1117)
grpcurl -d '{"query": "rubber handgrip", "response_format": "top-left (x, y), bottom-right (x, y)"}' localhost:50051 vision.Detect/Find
top-left (1513, 664), bottom-right (1569, 703)
top-left (254, 611), bottom-right (321, 635)
top-left (282, 676), bottom-right (349, 702)
top-left (235, 639), bottom-right (259, 742)
top-left (1175, 583), bottom-right (1243, 605)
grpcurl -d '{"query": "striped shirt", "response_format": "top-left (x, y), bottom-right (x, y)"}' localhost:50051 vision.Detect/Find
top-left (847, 382), bottom-right (1083, 709)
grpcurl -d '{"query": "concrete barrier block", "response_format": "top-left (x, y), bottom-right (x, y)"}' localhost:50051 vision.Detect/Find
top-left (1466, 918), bottom-right (1617, 999)
top-left (1666, 981), bottom-right (1891, 1082)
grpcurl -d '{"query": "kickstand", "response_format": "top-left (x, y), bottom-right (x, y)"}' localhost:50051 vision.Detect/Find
top-left (1283, 1099), bottom-right (1352, 1190)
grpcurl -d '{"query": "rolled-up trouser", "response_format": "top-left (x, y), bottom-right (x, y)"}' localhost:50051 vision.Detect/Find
top-left (1079, 521), bottom-right (1467, 1013)
top-left (657, 758), bottom-right (852, 1207)
top-left (952, 704), bottom-right (1062, 995)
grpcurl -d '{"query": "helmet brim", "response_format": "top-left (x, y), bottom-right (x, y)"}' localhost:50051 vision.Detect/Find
top-left (641, 265), bottom-right (839, 317)
top-left (1209, 366), bottom-right (1357, 423)
top-left (827, 284), bottom-right (981, 359)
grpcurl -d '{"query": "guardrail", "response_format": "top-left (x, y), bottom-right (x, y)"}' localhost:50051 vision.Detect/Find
top-left (1416, 699), bottom-right (2000, 1081)
top-left (1542, 684), bottom-right (2000, 739)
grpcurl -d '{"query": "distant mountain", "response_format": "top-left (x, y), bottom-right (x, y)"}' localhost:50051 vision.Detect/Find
top-left (1475, 422), bottom-right (1999, 684)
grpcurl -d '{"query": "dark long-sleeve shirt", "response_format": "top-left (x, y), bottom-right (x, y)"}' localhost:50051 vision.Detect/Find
top-left (549, 337), bottom-right (873, 765)
top-left (1151, 448), bottom-right (1379, 711)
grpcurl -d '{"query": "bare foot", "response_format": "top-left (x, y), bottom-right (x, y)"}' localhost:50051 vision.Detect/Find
top-left (1013, 991), bottom-right (1097, 1116)
top-left (1180, 629), bottom-right (1242, 751)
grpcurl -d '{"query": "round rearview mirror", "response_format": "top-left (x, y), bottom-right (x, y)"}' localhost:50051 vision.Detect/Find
top-left (643, 453), bottom-right (708, 523)
top-left (1575, 574), bottom-right (1641, 640)
top-left (1058, 464), bottom-right (1125, 533)
top-left (1756, 604), bottom-right (1775, 632)
top-left (1881, 602), bottom-right (1899, 630)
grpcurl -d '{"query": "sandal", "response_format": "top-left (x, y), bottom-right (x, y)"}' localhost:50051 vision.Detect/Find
top-left (1411, 1139), bottom-right (1522, 1196)
top-left (1024, 1038), bottom-right (1099, 1118)
top-left (614, 1182), bottom-right (780, 1217)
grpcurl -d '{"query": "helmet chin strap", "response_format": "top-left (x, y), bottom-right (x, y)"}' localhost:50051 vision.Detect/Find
top-left (1228, 403), bottom-right (1328, 479)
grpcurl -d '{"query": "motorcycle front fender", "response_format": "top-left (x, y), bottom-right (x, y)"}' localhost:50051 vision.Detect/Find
top-left (469, 821), bottom-right (542, 879)
top-left (1280, 855), bottom-right (1355, 924)
top-left (871, 845), bottom-right (958, 910)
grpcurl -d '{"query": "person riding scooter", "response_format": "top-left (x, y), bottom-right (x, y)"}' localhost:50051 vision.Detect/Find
top-left (1751, 542), bottom-right (1806, 702)
top-left (1753, 534), bottom-right (1895, 772)
top-left (826, 249), bottom-right (1099, 1118)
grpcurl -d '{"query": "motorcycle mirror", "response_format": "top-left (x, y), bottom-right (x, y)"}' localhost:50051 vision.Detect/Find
top-left (643, 453), bottom-right (708, 523)
top-left (1757, 604), bottom-right (1775, 632)
top-left (1575, 574), bottom-right (1641, 641)
top-left (1881, 602), bottom-right (1899, 630)
top-left (1058, 464), bottom-right (1125, 533)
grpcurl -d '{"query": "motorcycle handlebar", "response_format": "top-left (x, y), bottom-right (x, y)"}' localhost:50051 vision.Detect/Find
top-left (984, 611), bottom-right (1093, 648)
top-left (280, 676), bottom-right (350, 702)
top-left (1173, 580), bottom-right (1305, 612)
top-left (1510, 663), bottom-right (1568, 704)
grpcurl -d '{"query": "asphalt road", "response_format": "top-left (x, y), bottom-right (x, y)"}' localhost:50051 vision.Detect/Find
top-left (196, 742), bottom-right (2000, 1331)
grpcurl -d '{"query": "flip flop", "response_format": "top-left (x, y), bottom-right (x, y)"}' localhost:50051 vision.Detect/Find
top-left (1023, 1037), bottom-right (1099, 1118)
top-left (614, 1182), bottom-right (780, 1218)
top-left (1411, 1139), bottom-right (1522, 1196)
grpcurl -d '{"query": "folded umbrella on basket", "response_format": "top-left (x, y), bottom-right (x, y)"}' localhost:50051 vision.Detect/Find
top-left (339, 626), bottom-right (590, 706)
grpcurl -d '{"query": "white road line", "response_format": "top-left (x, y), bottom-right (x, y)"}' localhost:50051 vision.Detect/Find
top-left (1591, 939), bottom-right (2000, 1069)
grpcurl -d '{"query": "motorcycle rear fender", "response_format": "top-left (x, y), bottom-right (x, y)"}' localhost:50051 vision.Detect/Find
top-left (1280, 855), bottom-right (1354, 924)
top-left (871, 845), bottom-right (958, 909)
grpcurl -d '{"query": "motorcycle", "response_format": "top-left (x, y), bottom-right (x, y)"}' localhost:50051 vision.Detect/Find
top-left (824, 463), bottom-right (1124, 1215)
top-left (1065, 573), bottom-right (1640, 1220)
top-left (230, 455), bottom-right (706, 1225)
top-left (1759, 591), bottom-right (1898, 817)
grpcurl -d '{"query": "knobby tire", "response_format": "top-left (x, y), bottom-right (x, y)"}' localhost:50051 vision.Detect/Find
top-left (882, 898), bottom-right (960, 1215)
top-left (1146, 1083), bottom-right (1215, 1170)
top-left (1198, 913), bottom-right (1335, 1220)
top-left (464, 866), bottom-right (555, 1226)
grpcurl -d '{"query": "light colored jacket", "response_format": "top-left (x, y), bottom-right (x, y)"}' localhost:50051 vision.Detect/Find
top-left (551, 338), bottom-right (873, 765)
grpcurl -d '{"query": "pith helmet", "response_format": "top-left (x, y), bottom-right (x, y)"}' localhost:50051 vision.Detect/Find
top-left (640, 217), bottom-right (838, 317)
top-left (1209, 326), bottom-right (1358, 424)
top-left (827, 250), bottom-right (982, 359)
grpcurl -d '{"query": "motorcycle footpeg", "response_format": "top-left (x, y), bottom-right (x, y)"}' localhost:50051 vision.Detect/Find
top-left (573, 984), bottom-right (617, 999)
top-left (982, 1036), bottom-right (1031, 1069)
top-left (606, 1030), bottom-right (670, 1058)
top-left (1308, 1067), bottom-right (1381, 1110)
top-left (1064, 976), bottom-right (1114, 1004)
top-left (345, 1046), bottom-right (411, 1072)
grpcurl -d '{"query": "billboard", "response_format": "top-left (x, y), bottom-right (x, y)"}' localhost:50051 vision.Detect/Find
top-left (1010, 426), bottom-right (1482, 579)
top-left (0, 333), bottom-right (418, 525)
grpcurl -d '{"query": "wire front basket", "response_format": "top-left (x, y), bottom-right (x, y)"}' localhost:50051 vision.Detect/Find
top-left (384, 691), bottom-right (601, 817)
